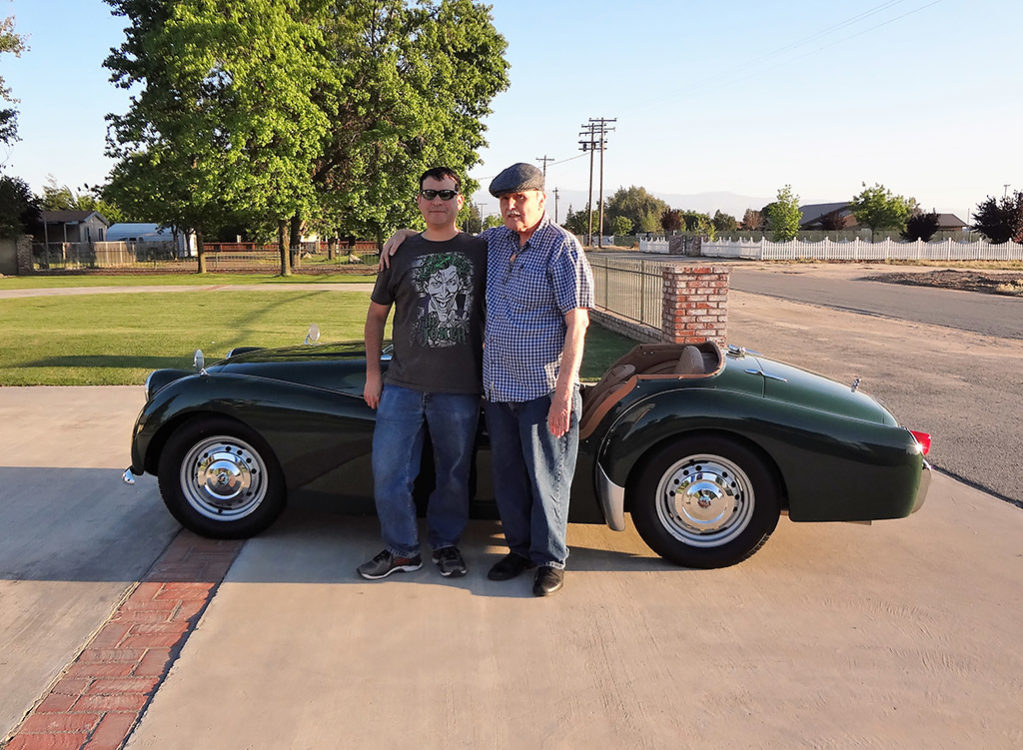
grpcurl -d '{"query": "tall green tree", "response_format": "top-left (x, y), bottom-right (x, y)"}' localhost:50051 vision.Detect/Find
top-left (764, 185), bottom-right (801, 241)
top-left (105, 0), bottom-right (330, 274)
top-left (848, 182), bottom-right (915, 238)
top-left (0, 12), bottom-right (25, 147)
top-left (971, 191), bottom-right (1023, 243)
top-left (0, 174), bottom-right (40, 237)
top-left (604, 186), bottom-right (669, 234)
top-left (309, 0), bottom-right (508, 243)
top-left (103, 0), bottom-right (507, 273)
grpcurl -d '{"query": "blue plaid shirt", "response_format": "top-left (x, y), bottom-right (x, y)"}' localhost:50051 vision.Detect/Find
top-left (481, 216), bottom-right (595, 402)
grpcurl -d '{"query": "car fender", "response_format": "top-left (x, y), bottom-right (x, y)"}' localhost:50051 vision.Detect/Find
top-left (594, 386), bottom-right (925, 526)
top-left (131, 372), bottom-right (376, 492)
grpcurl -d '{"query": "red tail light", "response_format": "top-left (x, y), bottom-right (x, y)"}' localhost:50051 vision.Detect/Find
top-left (910, 430), bottom-right (930, 455)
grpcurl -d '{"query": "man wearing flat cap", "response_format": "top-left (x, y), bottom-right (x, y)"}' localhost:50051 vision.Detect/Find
top-left (382, 162), bottom-right (594, 596)
top-left (480, 162), bottom-right (594, 596)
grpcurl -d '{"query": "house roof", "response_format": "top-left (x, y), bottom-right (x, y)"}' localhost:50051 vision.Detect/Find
top-left (40, 210), bottom-right (110, 226)
top-left (799, 202), bottom-right (851, 225)
top-left (935, 213), bottom-right (967, 229)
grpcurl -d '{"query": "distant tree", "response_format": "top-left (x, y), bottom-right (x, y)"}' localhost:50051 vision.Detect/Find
top-left (971, 191), bottom-right (1023, 243)
top-left (712, 210), bottom-right (738, 234)
top-left (0, 13), bottom-right (26, 146)
top-left (764, 185), bottom-right (801, 241)
top-left (848, 182), bottom-right (915, 237)
top-left (461, 203), bottom-right (482, 234)
top-left (38, 178), bottom-right (127, 223)
top-left (902, 212), bottom-right (941, 242)
top-left (563, 205), bottom-right (590, 235)
top-left (482, 213), bottom-right (503, 230)
top-left (818, 210), bottom-right (847, 231)
top-left (660, 208), bottom-right (682, 233)
top-left (682, 210), bottom-right (711, 232)
top-left (604, 186), bottom-right (669, 234)
top-left (0, 174), bottom-right (41, 238)
top-left (740, 209), bottom-right (764, 231)
top-left (611, 215), bottom-right (632, 237)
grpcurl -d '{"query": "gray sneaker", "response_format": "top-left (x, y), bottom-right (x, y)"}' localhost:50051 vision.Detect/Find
top-left (432, 546), bottom-right (467, 577)
top-left (357, 550), bottom-right (423, 580)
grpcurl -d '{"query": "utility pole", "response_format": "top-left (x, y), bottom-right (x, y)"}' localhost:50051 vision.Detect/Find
top-left (475, 202), bottom-right (486, 233)
top-left (579, 118), bottom-right (615, 248)
top-left (579, 123), bottom-right (597, 247)
top-left (536, 155), bottom-right (555, 179)
top-left (1005, 184), bottom-right (1011, 198)
top-left (590, 117), bottom-right (616, 248)
top-left (552, 187), bottom-right (560, 224)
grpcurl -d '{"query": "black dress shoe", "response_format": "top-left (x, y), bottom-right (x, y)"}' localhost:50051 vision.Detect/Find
top-left (487, 553), bottom-right (535, 581)
top-left (532, 566), bottom-right (564, 596)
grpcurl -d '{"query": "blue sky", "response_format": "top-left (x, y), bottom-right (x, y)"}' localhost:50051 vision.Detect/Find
top-left (3, 0), bottom-right (1020, 219)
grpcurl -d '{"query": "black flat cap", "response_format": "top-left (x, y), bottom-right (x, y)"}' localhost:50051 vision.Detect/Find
top-left (488, 162), bottom-right (545, 197)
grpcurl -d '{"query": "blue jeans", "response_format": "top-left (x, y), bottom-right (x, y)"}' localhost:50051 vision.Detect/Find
top-left (484, 388), bottom-right (582, 569)
top-left (372, 385), bottom-right (480, 558)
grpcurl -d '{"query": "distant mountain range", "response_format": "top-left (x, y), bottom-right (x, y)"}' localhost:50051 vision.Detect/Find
top-left (470, 188), bottom-right (775, 221)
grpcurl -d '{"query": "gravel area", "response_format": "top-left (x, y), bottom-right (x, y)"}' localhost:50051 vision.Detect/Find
top-left (866, 269), bottom-right (1023, 296)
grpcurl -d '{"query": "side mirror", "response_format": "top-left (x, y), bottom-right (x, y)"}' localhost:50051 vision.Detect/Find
top-left (193, 349), bottom-right (206, 374)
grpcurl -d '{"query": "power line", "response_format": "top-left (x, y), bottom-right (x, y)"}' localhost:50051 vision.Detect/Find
top-left (695, 0), bottom-right (944, 93)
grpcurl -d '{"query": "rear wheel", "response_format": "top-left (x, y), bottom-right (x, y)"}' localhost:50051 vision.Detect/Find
top-left (630, 435), bottom-right (780, 568)
top-left (157, 417), bottom-right (286, 538)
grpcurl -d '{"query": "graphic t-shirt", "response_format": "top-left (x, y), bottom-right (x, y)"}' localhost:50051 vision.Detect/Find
top-left (370, 232), bottom-right (487, 394)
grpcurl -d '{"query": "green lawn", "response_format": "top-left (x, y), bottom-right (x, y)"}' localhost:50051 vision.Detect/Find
top-left (0, 272), bottom-right (377, 288)
top-left (0, 289), bottom-right (636, 385)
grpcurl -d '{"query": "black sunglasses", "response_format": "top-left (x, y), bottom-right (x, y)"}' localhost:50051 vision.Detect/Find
top-left (419, 189), bottom-right (458, 201)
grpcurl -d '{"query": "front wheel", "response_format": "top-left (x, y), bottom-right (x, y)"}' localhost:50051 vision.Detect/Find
top-left (157, 417), bottom-right (286, 538)
top-left (630, 436), bottom-right (781, 568)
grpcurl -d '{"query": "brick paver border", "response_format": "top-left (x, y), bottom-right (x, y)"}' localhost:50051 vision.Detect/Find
top-left (4, 532), bottom-right (243, 750)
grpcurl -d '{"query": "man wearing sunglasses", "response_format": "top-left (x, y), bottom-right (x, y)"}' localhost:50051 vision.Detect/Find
top-left (382, 162), bottom-right (595, 596)
top-left (358, 167), bottom-right (487, 581)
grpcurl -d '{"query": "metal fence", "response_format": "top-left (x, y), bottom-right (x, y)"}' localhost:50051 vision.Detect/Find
top-left (589, 256), bottom-right (671, 329)
top-left (702, 237), bottom-right (1023, 261)
top-left (28, 242), bottom-right (380, 272)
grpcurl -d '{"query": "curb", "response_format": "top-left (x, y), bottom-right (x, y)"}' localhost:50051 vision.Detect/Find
top-left (4, 533), bottom-right (243, 750)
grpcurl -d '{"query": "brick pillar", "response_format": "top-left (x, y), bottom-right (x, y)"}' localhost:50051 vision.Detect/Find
top-left (661, 265), bottom-right (729, 344)
top-left (16, 235), bottom-right (34, 274)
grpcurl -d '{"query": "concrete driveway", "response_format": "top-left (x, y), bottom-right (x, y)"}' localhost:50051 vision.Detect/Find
top-left (3, 291), bottom-right (1022, 749)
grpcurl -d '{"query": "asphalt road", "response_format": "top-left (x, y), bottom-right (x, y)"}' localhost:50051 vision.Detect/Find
top-left (729, 265), bottom-right (1023, 340)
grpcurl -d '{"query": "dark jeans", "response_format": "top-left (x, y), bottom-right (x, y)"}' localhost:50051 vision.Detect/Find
top-left (371, 385), bottom-right (480, 558)
top-left (484, 388), bottom-right (582, 569)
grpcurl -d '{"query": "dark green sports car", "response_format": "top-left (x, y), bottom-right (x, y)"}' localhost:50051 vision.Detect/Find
top-left (124, 339), bottom-right (930, 569)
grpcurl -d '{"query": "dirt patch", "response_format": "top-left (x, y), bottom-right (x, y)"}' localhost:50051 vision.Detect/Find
top-left (866, 269), bottom-right (1023, 296)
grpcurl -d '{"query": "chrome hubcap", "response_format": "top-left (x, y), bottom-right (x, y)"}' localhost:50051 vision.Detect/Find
top-left (180, 436), bottom-right (268, 521)
top-left (655, 453), bottom-right (755, 547)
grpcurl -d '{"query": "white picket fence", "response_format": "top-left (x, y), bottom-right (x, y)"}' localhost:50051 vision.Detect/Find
top-left (701, 237), bottom-right (1023, 261)
top-left (639, 239), bottom-right (671, 254)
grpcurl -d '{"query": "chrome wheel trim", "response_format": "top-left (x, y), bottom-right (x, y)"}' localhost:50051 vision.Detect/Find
top-left (654, 453), bottom-right (755, 547)
top-left (179, 435), bottom-right (268, 521)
